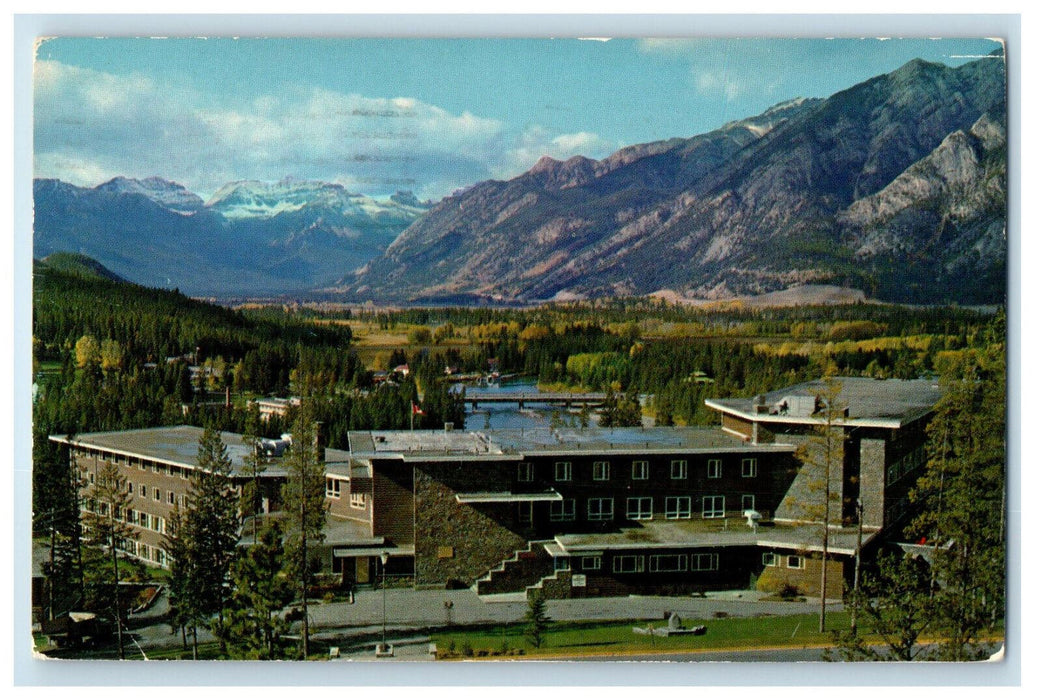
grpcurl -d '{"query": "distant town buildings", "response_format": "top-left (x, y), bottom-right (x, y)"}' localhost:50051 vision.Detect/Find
top-left (52, 377), bottom-right (939, 600)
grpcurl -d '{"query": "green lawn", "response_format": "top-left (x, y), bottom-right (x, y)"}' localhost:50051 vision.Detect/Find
top-left (432, 611), bottom-right (853, 659)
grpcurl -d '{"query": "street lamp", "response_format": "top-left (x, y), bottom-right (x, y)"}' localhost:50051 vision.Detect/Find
top-left (380, 551), bottom-right (390, 654)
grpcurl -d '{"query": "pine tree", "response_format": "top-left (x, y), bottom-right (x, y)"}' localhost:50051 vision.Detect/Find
top-left (788, 376), bottom-right (845, 634)
top-left (213, 521), bottom-right (296, 659)
top-left (163, 504), bottom-right (199, 656)
top-left (907, 316), bottom-right (1006, 660)
top-left (186, 427), bottom-right (242, 651)
top-left (830, 551), bottom-right (936, 661)
top-left (238, 404), bottom-right (267, 545)
top-left (523, 592), bottom-right (551, 649)
top-left (33, 434), bottom-right (84, 621)
top-left (81, 459), bottom-right (137, 659)
top-left (281, 403), bottom-right (328, 658)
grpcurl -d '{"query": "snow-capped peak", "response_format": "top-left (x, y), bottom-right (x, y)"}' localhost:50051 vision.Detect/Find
top-left (95, 176), bottom-right (204, 214)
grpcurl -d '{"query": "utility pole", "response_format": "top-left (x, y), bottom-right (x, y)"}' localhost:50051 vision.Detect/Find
top-left (851, 498), bottom-right (864, 634)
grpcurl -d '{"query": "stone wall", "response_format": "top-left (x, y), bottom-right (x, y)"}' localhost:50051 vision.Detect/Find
top-left (858, 438), bottom-right (886, 529)
top-left (413, 463), bottom-right (527, 588)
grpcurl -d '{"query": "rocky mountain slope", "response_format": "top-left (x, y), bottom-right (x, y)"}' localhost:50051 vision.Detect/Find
top-left (340, 55), bottom-right (1006, 305)
top-left (33, 177), bottom-right (429, 296)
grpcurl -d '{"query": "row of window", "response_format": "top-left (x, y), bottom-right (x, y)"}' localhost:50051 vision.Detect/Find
top-left (125, 509), bottom-right (166, 534)
top-left (122, 540), bottom-right (167, 566)
top-left (886, 446), bottom-right (926, 486)
top-left (126, 481), bottom-right (188, 507)
top-left (763, 553), bottom-right (805, 570)
top-left (325, 478), bottom-right (366, 508)
top-left (607, 553), bottom-right (721, 574)
top-left (525, 494), bottom-right (757, 523)
top-left (82, 502), bottom-right (166, 534)
top-left (518, 458), bottom-right (758, 483)
top-left (77, 449), bottom-right (192, 480)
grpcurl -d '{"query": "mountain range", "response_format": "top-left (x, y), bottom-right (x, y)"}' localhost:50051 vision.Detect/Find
top-left (340, 55), bottom-right (1006, 305)
top-left (33, 177), bottom-right (429, 296)
top-left (34, 53), bottom-right (1007, 304)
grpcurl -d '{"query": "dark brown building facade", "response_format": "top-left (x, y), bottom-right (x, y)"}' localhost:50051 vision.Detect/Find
top-left (51, 377), bottom-right (939, 601)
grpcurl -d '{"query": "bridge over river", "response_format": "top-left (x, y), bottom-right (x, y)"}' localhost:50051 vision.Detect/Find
top-left (462, 391), bottom-right (606, 409)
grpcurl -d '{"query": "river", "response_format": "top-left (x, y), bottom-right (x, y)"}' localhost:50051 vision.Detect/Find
top-left (454, 379), bottom-right (595, 431)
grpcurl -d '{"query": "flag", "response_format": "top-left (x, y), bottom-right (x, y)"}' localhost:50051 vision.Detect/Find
top-left (412, 403), bottom-right (425, 416)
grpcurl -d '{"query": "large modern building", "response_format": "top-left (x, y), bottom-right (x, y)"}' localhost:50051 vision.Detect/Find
top-left (51, 376), bottom-right (940, 600)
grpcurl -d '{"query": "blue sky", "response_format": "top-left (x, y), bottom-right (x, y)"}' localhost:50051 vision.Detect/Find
top-left (34, 37), bottom-right (1001, 201)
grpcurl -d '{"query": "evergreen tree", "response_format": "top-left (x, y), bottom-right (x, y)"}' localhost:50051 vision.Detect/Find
top-left (523, 593), bottom-right (551, 649)
top-left (238, 403), bottom-right (267, 545)
top-left (907, 316), bottom-right (1006, 660)
top-left (829, 551), bottom-right (936, 661)
top-left (788, 376), bottom-right (845, 634)
top-left (213, 521), bottom-right (296, 659)
top-left (281, 403), bottom-right (328, 658)
top-left (185, 427), bottom-right (242, 651)
top-left (81, 459), bottom-right (136, 659)
top-left (33, 435), bottom-right (84, 621)
top-left (163, 504), bottom-right (199, 656)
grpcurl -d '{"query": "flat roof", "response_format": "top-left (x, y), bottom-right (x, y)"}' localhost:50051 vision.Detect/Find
top-left (705, 377), bottom-right (941, 429)
top-left (347, 426), bottom-right (795, 461)
top-left (51, 425), bottom-right (351, 478)
top-left (554, 519), bottom-right (879, 557)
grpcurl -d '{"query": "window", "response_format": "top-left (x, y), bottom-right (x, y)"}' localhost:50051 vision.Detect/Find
top-left (140, 484), bottom-right (147, 497)
top-left (702, 495), bottom-right (725, 519)
top-left (787, 555), bottom-right (805, 569)
top-left (554, 557), bottom-right (571, 572)
top-left (692, 553), bottom-right (720, 571)
top-left (742, 458), bottom-right (758, 478)
top-left (665, 496), bottom-right (692, 520)
top-left (612, 555), bottom-right (645, 573)
top-left (518, 502), bottom-right (533, 526)
top-left (350, 492), bottom-right (366, 508)
top-left (581, 556), bottom-right (602, 570)
top-left (139, 460), bottom-right (147, 471)
top-left (762, 552), bottom-right (778, 567)
top-left (126, 509), bottom-right (136, 525)
top-left (555, 461), bottom-right (572, 482)
top-left (168, 491), bottom-right (175, 505)
top-left (157, 516), bottom-right (166, 535)
top-left (517, 462), bottom-right (534, 482)
top-left (626, 497), bottom-right (653, 520)
top-left (152, 462), bottom-right (160, 473)
top-left (180, 467), bottom-right (188, 480)
top-left (153, 487), bottom-right (161, 502)
top-left (631, 461), bottom-right (649, 480)
top-left (326, 478), bottom-right (341, 499)
top-left (592, 461), bottom-right (611, 481)
top-left (587, 497), bottom-right (614, 521)
top-left (127, 481), bottom-right (134, 494)
top-left (741, 494), bottom-right (756, 512)
top-left (707, 459), bottom-right (722, 479)
top-left (650, 554), bottom-right (688, 572)
top-left (670, 460), bottom-right (688, 480)
top-left (550, 499), bottom-right (576, 522)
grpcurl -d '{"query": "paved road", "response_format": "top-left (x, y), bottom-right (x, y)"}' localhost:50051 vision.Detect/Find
top-left (127, 586), bottom-right (840, 656)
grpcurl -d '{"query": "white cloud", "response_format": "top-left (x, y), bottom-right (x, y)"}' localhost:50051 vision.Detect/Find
top-left (497, 125), bottom-right (616, 179)
top-left (33, 60), bottom-right (612, 201)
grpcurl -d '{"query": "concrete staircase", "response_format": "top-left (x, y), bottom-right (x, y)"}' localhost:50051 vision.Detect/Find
top-left (526, 569), bottom-right (574, 601)
top-left (474, 540), bottom-right (554, 595)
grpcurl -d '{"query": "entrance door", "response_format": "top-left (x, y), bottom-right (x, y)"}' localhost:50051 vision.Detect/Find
top-left (355, 556), bottom-right (371, 584)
